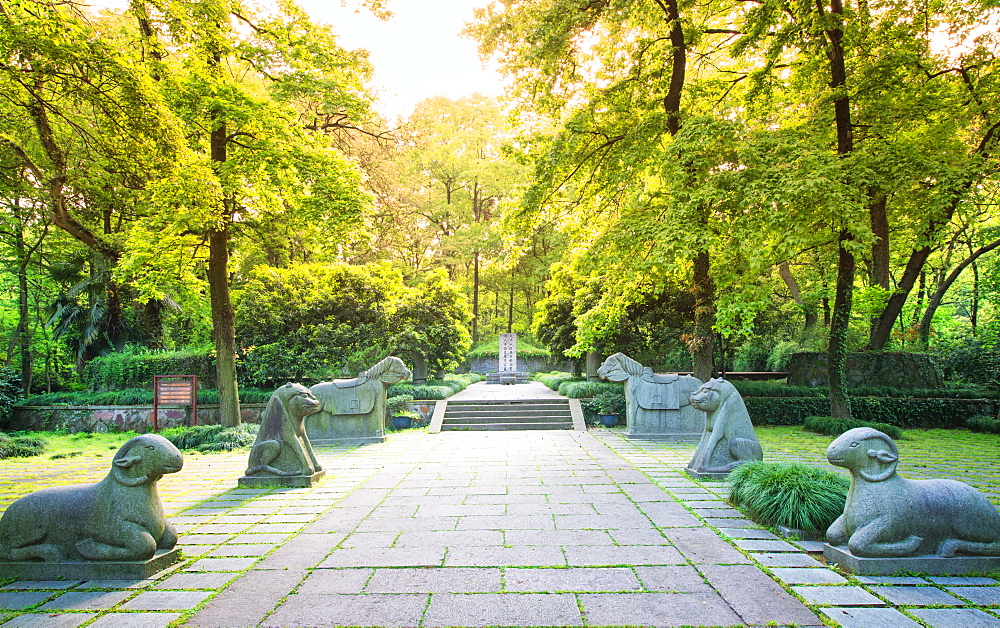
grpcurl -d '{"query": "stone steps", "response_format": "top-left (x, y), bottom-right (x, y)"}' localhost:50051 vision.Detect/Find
top-left (441, 399), bottom-right (574, 431)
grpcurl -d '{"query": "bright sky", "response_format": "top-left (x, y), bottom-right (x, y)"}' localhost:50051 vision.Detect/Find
top-left (91, 0), bottom-right (505, 122)
top-left (292, 0), bottom-right (504, 121)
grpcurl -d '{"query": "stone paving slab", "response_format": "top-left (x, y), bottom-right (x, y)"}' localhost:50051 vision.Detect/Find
top-left (7, 420), bottom-right (1000, 626)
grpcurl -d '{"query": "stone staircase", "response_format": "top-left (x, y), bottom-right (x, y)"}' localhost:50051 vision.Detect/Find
top-left (439, 399), bottom-right (574, 431)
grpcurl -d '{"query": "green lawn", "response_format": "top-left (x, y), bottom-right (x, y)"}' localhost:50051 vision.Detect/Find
top-left (757, 425), bottom-right (1000, 505)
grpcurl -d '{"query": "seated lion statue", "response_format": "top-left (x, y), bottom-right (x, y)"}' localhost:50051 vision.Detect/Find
top-left (244, 383), bottom-right (322, 478)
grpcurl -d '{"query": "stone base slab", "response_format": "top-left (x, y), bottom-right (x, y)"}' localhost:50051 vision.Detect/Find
top-left (310, 436), bottom-right (385, 446)
top-left (238, 470), bottom-right (326, 488)
top-left (824, 544), bottom-right (1000, 575)
top-left (0, 548), bottom-right (180, 581)
top-left (685, 467), bottom-right (730, 481)
top-left (627, 432), bottom-right (700, 442)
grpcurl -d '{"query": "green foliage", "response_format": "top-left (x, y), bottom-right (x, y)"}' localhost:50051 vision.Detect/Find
top-left (468, 337), bottom-right (551, 359)
top-left (0, 432), bottom-right (47, 459)
top-left (160, 424), bottom-right (259, 452)
top-left (387, 376), bottom-right (477, 401)
top-left (236, 263), bottom-right (404, 386)
top-left (558, 380), bottom-right (623, 399)
top-left (83, 348), bottom-right (216, 392)
top-left (935, 335), bottom-right (1000, 388)
top-left (966, 415), bottom-right (1000, 434)
top-left (532, 371), bottom-right (583, 391)
top-left (582, 391), bottom-right (626, 416)
top-left (727, 462), bottom-right (849, 532)
top-left (393, 269), bottom-right (474, 374)
top-left (386, 394), bottom-right (414, 416)
top-left (732, 381), bottom-right (827, 398)
top-left (0, 367), bottom-right (22, 425)
top-left (21, 388), bottom-right (274, 406)
top-left (744, 397), bottom-right (831, 425)
top-left (803, 416), bottom-right (904, 440)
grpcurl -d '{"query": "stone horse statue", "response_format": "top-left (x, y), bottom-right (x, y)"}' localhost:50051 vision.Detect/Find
top-left (597, 352), bottom-right (703, 440)
top-left (308, 356), bottom-right (411, 444)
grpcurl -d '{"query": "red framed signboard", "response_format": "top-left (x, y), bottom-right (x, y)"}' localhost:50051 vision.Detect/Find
top-left (152, 375), bottom-right (198, 432)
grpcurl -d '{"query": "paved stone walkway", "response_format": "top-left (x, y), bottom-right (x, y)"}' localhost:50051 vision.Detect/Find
top-left (3, 401), bottom-right (1000, 625)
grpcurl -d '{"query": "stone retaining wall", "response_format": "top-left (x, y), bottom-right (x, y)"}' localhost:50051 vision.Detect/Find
top-left (462, 356), bottom-right (573, 374)
top-left (6, 404), bottom-right (267, 433)
top-left (787, 352), bottom-right (942, 389)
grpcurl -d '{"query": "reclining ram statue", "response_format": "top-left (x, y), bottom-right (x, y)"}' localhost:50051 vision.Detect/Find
top-left (0, 434), bottom-right (182, 563)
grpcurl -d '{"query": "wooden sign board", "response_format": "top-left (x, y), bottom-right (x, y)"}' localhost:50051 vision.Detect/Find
top-left (152, 375), bottom-right (198, 432)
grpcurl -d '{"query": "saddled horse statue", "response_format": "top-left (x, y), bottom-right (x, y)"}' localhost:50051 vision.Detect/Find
top-left (597, 352), bottom-right (703, 440)
top-left (308, 356), bottom-right (412, 444)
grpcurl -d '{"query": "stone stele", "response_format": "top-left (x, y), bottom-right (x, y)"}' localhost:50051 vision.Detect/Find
top-left (308, 356), bottom-right (412, 445)
top-left (684, 378), bottom-right (763, 480)
top-left (597, 353), bottom-right (703, 440)
top-left (239, 382), bottom-right (325, 488)
top-left (0, 434), bottom-right (183, 580)
top-left (824, 427), bottom-right (1000, 575)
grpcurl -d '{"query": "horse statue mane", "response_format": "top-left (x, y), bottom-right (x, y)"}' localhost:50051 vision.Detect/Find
top-left (597, 352), bottom-right (643, 381)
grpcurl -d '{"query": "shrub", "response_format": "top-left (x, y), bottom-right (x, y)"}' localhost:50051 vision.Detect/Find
top-left (20, 387), bottom-right (275, 406)
top-left (0, 367), bottom-right (22, 424)
top-left (0, 432), bottom-right (47, 459)
top-left (967, 415), bottom-right (1000, 434)
top-left (83, 348), bottom-right (217, 391)
top-left (803, 416), bottom-right (904, 440)
top-left (581, 391), bottom-right (626, 417)
top-left (559, 380), bottom-right (623, 398)
top-left (727, 461), bottom-right (849, 533)
top-left (532, 371), bottom-right (583, 391)
top-left (160, 424), bottom-right (259, 452)
top-left (386, 394), bottom-right (415, 416)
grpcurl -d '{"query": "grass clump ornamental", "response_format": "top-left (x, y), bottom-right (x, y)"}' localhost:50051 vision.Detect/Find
top-left (727, 461), bottom-right (850, 533)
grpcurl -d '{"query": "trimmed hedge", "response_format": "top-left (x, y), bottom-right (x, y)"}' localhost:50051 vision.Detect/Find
top-left (967, 415), bottom-right (1000, 434)
top-left (745, 396), bottom-right (993, 429)
top-left (83, 349), bottom-right (217, 391)
top-left (558, 380), bottom-right (623, 398)
top-left (803, 415), bottom-right (904, 440)
top-left (533, 371), bottom-right (584, 391)
top-left (20, 388), bottom-right (274, 406)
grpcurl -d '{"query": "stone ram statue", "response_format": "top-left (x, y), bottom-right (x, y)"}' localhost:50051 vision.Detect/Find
top-left (308, 356), bottom-right (412, 444)
top-left (827, 427), bottom-right (1000, 558)
top-left (0, 434), bottom-right (182, 562)
top-left (685, 378), bottom-right (763, 479)
top-left (597, 352), bottom-right (703, 439)
top-left (243, 382), bottom-right (322, 480)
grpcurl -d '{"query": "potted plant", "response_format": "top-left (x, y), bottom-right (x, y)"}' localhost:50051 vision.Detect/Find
top-left (386, 394), bottom-right (415, 429)
top-left (392, 410), bottom-right (420, 430)
top-left (593, 392), bottom-right (625, 427)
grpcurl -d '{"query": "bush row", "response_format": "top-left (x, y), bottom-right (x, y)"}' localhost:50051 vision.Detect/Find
top-left (20, 388), bottom-right (275, 406)
top-left (387, 374), bottom-right (484, 401)
top-left (745, 396), bottom-right (994, 429)
top-left (802, 415), bottom-right (904, 440)
top-left (160, 424), bottom-right (259, 452)
top-left (84, 349), bottom-right (218, 391)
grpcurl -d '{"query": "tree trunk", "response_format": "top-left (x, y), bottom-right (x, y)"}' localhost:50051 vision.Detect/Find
top-left (209, 114), bottom-right (241, 427)
top-left (823, 0), bottom-right (855, 419)
top-left (778, 261), bottom-right (817, 332)
top-left (691, 249), bottom-right (715, 381)
top-left (867, 194), bottom-right (889, 345)
top-left (917, 236), bottom-right (1000, 344)
top-left (472, 249), bottom-right (480, 343)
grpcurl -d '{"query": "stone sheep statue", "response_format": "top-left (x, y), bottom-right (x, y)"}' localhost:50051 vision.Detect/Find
top-left (244, 382), bottom-right (322, 478)
top-left (597, 352), bottom-right (703, 439)
top-left (0, 434), bottom-right (182, 563)
top-left (827, 427), bottom-right (1000, 558)
top-left (308, 356), bottom-right (412, 444)
top-left (685, 378), bottom-right (763, 479)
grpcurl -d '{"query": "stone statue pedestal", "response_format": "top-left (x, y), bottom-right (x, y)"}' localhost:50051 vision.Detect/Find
top-left (238, 470), bottom-right (325, 489)
top-left (684, 467), bottom-right (731, 481)
top-left (824, 544), bottom-right (1000, 576)
top-left (0, 548), bottom-right (180, 581)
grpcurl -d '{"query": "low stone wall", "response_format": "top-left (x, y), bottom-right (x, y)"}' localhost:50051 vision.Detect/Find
top-left (7, 404), bottom-right (267, 433)
top-left (8, 401), bottom-right (438, 434)
top-left (463, 356), bottom-right (573, 374)
top-left (787, 352), bottom-right (942, 389)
